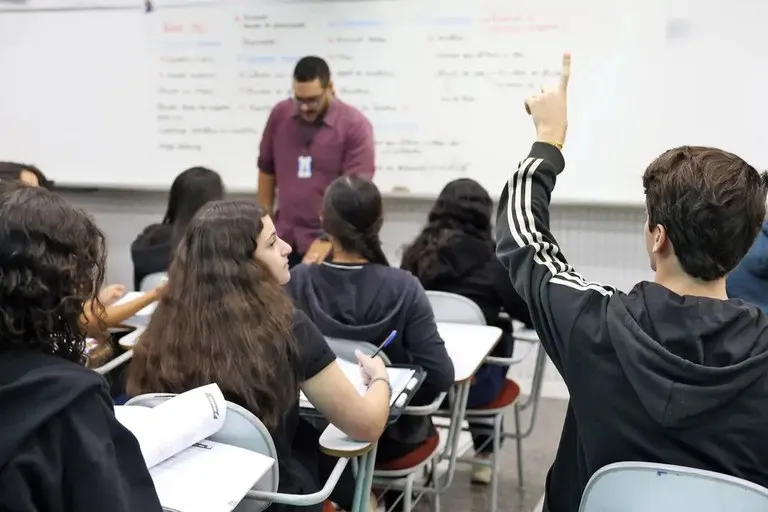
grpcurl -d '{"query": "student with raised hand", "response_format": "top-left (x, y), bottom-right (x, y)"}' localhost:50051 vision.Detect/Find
top-left (401, 177), bottom-right (532, 484)
top-left (131, 166), bottom-right (224, 290)
top-left (496, 53), bottom-right (768, 512)
top-left (0, 182), bottom-right (162, 511)
top-left (288, 176), bottom-right (455, 471)
top-left (126, 200), bottom-right (389, 512)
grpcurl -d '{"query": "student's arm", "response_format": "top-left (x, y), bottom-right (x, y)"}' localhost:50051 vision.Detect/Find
top-left (257, 105), bottom-right (279, 214)
top-left (402, 280), bottom-right (455, 397)
top-left (341, 116), bottom-right (375, 179)
top-left (494, 53), bottom-right (614, 378)
top-left (491, 259), bottom-right (533, 328)
top-left (295, 311), bottom-right (389, 442)
top-left (80, 287), bottom-right (162, 336)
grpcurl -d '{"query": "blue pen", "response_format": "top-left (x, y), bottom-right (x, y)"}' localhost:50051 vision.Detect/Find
top-left (370, 330), bottom-right (397, 358)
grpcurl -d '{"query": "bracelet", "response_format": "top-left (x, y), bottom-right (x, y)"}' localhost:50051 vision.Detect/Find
top-left (368, 376), bottom-right (392, 398)
top-left (544, 141), bottom-right (564, 150)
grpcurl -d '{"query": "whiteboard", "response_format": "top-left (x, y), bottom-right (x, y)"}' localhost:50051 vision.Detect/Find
top-left (0, 0), bottom-right (765, 205)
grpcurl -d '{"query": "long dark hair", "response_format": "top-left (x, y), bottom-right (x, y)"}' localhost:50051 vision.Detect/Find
top-left (127, 200), bottom-right (298, 430)
top-left (322, 176), bottom-right (389, 265)
top-left (162, 167), bottom-right (224, 243)
top-left (401, 178), bottom-right (494, 285)
top-left (0, 182), bottom-right (106, 362)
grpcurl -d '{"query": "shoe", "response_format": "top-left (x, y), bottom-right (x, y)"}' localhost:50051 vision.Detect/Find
top-left (471, 463), bottom-right (493, 485)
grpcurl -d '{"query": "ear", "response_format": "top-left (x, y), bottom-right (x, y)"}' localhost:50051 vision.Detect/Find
top-left (651, 224), bottom-right (668, 254)
top-left (328, 80), bottom-right (335, 96)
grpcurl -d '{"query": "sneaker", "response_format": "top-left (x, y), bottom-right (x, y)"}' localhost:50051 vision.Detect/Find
top-left (471, 463), bottom-right (493, 485)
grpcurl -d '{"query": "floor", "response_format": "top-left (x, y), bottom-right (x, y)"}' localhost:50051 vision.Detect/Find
top-left (400, 397), bottom-right (568, 512)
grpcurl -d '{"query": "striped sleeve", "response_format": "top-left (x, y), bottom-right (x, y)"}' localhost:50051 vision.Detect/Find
top-left (494, 142), bottom-right (616, 378)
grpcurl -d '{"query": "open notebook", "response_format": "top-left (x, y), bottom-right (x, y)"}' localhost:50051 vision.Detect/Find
top-left (115, 384), bottom-right (274, 512)
top-left (299, 358), bottom-right (417, 408)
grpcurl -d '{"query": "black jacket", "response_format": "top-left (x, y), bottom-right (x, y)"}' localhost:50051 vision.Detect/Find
top-left (130, 223), bottom-right (174, 290)
top-left (0, 350), bottom-right (163, 512)
top-left (496, 142), bottom-right (768, 512)
top-left (288, 262), bottom-right (454, 455)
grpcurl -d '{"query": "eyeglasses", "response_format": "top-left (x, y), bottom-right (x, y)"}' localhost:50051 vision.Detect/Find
top-left (292, 90), bottom-right (327, 109)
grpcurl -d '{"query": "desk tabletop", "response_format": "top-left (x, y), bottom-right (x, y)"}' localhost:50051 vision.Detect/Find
top-left (119, 326), bottom-right (145, 348)
top-left (437, 323), bottom-right (502, 383)
top-left (515, 327), bottom-right (540, 343)
top-left (319, 424), bottom-right (374, 458)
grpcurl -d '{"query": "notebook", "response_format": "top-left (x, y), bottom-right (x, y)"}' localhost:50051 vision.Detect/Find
top-left (115, 384), bottom-right (274, 512)
top-left (299, 358), bottom-right (417, 408)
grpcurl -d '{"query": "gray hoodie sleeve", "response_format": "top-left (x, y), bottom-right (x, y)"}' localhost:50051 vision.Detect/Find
top-left (402, 278), bottom-right (455, 398)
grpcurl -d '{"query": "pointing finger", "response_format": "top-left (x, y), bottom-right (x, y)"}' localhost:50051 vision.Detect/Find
top-left (559, 52), bottom-right (571, 92)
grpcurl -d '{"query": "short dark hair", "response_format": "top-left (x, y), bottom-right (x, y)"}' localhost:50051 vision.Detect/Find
top-left (0, 161), bottom-right (53, 189)
top-left (643, 146), bottom-right (768, 281)
top-left (0, 182), bottom-right (106, 362)
top-left (293, 56), bottom-right (331, 87)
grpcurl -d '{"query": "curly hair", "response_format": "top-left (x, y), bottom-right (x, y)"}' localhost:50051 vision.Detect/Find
top-left (0, 182), bottom-right (106, 362)
top-left (322, 176), bottom-right (389, 265)
top-left (401, 178), bottom-right (494, 286)
top-left (126, 200), bottom-right (298, 431)
top-left (643, 146), bottom-right (768, 280)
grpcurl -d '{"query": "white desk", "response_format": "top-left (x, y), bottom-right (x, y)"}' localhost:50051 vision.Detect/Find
top-left (118, 326), bottom-right (145, 349)
top-left (438, 322), bottom-right (502, 383)
top-left (319, 425), bottom-right (376, 512)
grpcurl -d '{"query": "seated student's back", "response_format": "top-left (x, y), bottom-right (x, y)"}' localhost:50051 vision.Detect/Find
top-left (727, 220), bottom-right (768, 313)
top-left (289, 176), bottom-right (455, 462)
top-left (0, 182), bottom-right (162, 511)
top-left (131, 166), bottom-right (223, 290)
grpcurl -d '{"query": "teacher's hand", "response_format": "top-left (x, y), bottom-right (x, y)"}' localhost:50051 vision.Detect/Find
top-left (302, 239), bottom-right (332, 264)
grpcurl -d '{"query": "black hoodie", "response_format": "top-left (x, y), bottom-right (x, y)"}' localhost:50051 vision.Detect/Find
top-left (130, 223), bottom-right (174, 290)
top-left (288, 262), bottom-right (455, 458)
top-left (496, 143), bottom-right (768, 512)
top-left (0, 350), bottom-right (163, 512)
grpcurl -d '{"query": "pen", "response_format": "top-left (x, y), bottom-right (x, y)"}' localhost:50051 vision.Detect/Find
top-left (370, 330), bottom-right (397, 359)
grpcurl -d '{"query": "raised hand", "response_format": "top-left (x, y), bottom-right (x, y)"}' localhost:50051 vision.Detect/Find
top-left (524, 53), bottom-right (571, 148)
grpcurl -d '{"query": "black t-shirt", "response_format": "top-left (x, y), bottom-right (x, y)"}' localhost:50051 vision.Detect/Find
top-left (266, 310), bottom-right (336, 510)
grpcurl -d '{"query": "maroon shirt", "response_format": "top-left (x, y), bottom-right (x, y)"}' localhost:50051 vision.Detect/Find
top-left (257, 98), bottom-right (375, 253)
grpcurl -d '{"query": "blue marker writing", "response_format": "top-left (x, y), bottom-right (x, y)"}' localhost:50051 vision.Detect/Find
top-left (370, 330), bottom-right (397, 358)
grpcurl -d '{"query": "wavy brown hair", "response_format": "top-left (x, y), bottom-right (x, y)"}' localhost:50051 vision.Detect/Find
top-left (0, 182), bottom-right (106, 362)
top-left (126, 200), bottom-right (298, 430)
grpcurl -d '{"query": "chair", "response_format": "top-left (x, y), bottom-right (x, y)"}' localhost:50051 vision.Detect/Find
top-left (139, 271), bottom-right (168, 292)
top-left (125, 393), bottom-right (350, 511)
top-left (426, 291), bottom-right (532, 512)
top-left (426, 291), bottom-right (486, 325)
top-left (580, 462), bottom-right (768, 512)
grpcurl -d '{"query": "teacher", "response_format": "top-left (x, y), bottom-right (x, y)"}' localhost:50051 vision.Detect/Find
top-left (257, 55), bottom-right (375, 267)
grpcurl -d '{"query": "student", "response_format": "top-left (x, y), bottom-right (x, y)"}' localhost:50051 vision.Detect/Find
top-left (126, 200), bottom-right (389, 512)
top-left (0, 161), bottom-right (53, 189)
top-left (131, 166), bottom-right (223, 290)
top-left (496, 53), bottom-right (768, 511)
top-left (401, 177), bottom-right (532, 484)
top-left (727, 218), bottom-right (768, 313)
top-left (289, 176), bottom-right (455, 470)
top-left (0, 182), bottom-right (162, 511)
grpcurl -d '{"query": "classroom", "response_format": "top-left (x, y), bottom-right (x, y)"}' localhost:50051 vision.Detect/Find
top-left (1, 1), bottom-right (767, 512)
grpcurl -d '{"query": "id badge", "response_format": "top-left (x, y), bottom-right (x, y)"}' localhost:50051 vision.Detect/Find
top-left (297, 155), bottom-right (312, 179)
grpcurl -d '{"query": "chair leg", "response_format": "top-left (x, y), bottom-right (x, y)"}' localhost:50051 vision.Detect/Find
top-left (403, 473), bottom-right (415, 512)
top-left (514, 404), bottom-right (524, 489)
top-left (491, 413), bottom-right (502, 512)
top-left (430, 457), bottom-right (441, 512)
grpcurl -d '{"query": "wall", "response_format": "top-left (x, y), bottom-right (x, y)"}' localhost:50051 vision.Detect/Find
top-left (61, 189), bottom-right (651, 399)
